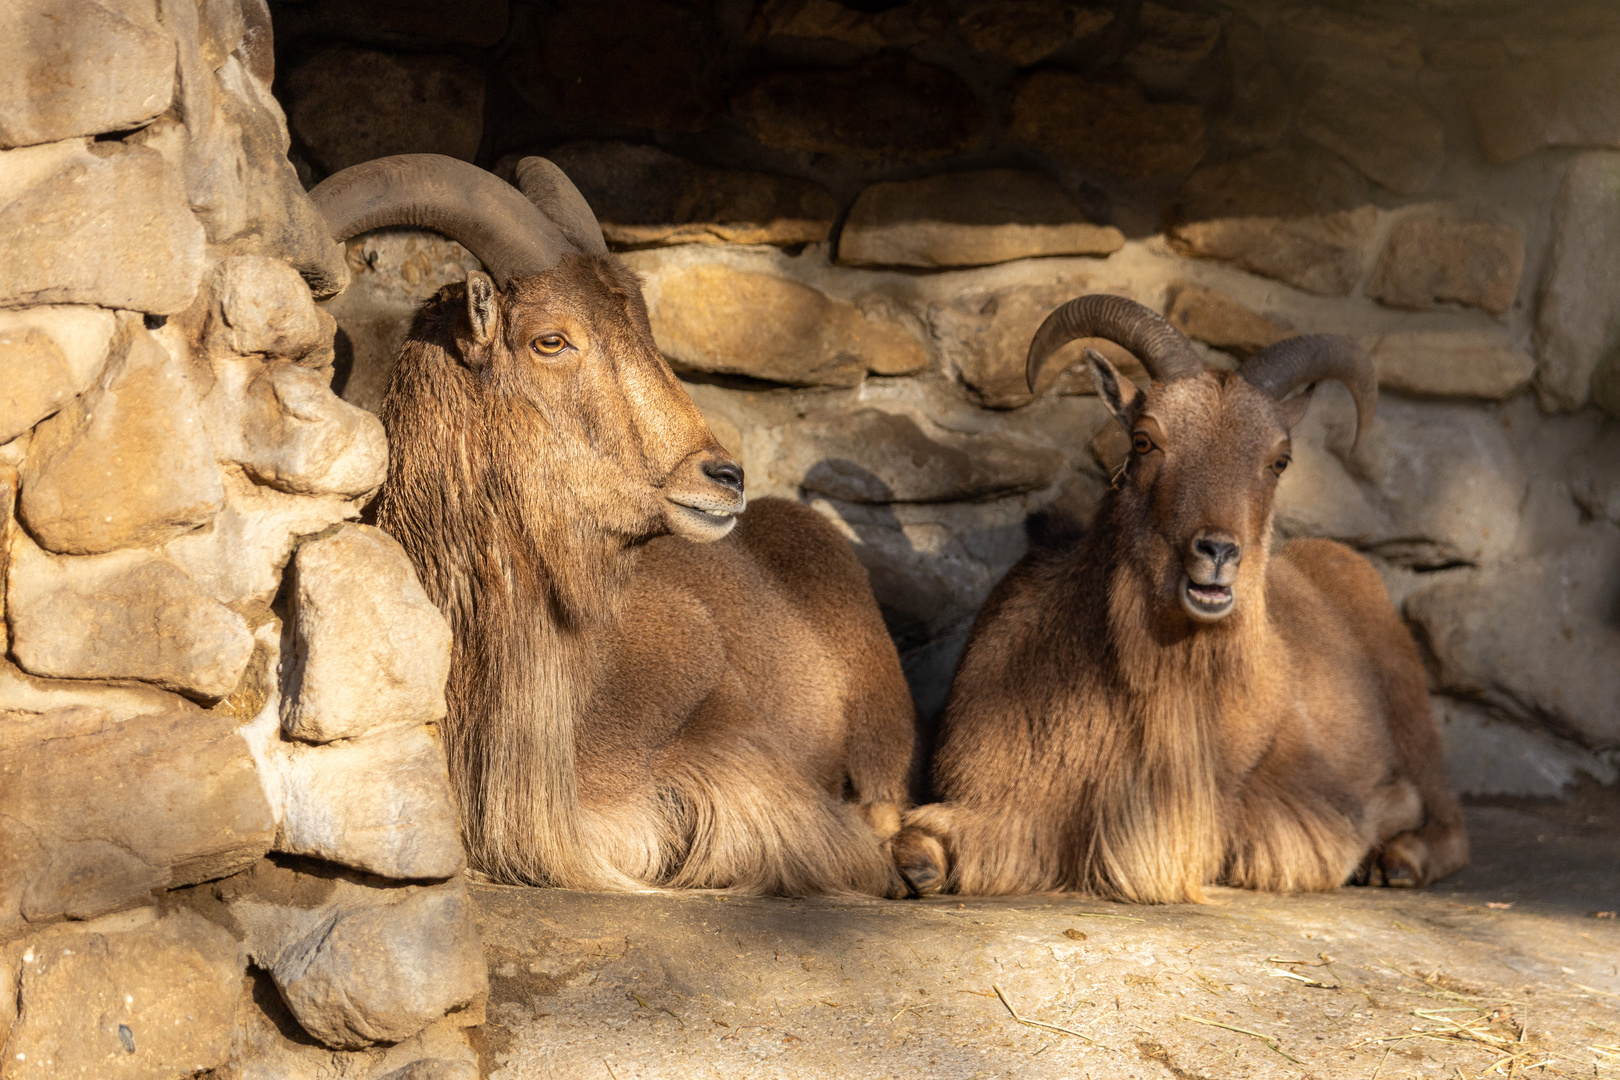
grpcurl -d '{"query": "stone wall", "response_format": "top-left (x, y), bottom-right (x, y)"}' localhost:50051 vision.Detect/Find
top-left (277, 0), bottom-right (1620, 800)
top-left (0, 2), bottom-right (483, 1077)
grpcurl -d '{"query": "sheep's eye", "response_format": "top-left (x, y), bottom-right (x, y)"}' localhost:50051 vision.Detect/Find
top-left (1271, 454), bottom-right (1291, 476)
top-left (531, 334), bottom-right (568, 356)
top-left (1131, 431), bottom-right (1155, 455)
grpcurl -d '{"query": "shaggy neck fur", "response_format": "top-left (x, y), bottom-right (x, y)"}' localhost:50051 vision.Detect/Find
top-left (1071, 488), bottom-right (1270, 903)
top-left (377, 290), bottom-right (642, 890)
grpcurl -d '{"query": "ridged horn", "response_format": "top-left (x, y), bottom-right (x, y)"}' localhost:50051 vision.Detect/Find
top-left (1239, 334), bottom-right (1377, 448)
top-left (1025, 294), bottom-right (1205, 396)
top-left (308, 154), bottom-right (571, 289)
top-left (514, 157), bottom-right (609, 255)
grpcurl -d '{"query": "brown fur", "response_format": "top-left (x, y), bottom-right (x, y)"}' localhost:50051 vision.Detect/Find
top-left (891, 369), bottom-right (1467, 902)
top-left (376, 254), bottom-right (915, 896)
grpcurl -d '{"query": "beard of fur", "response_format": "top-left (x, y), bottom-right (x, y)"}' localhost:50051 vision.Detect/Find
top-left (379, 320), bottom-right (645, 891)
top-left (1078, 523), bottom-right (1265, 905)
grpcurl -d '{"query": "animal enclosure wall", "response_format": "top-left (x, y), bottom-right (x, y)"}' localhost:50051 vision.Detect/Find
top-left (278, 0), bottom-right (1620, 796)
top-left (0, 0), bottom-right (1618, 1077)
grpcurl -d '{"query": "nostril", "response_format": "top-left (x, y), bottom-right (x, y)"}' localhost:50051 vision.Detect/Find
top-left (703, 459), bottom-right (744, 492)
top-left (1194, 538), bottom-right (1241, 568)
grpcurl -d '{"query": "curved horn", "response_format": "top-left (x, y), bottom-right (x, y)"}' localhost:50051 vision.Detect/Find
top-left (308, 154), bottom-right (572, 288)
top-left (1025, 294), bottom-right (1205, 396)
top-left (1239, 335), bottom-right (1377, 448)
top-left (514, 157), bottom-right (609, 256)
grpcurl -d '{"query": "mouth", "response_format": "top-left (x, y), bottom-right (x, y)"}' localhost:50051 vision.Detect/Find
top-left (1180, 576), bottom-right (1235, 622)
top-left (667, 495), bottom-right (743, 541)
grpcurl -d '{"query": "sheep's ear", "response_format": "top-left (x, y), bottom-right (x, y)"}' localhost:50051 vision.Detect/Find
top-left (466, 270), bottom-right (499, 347)
top-left (1276, 383), bottom-right (1317, 431)
top-left (1086, 347), bottom-right (1143, 430)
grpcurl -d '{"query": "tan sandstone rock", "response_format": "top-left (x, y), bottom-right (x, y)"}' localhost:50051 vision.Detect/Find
top-left (774, 409), bottom-right (1066, 504)
top-left (283, 46), bottom-right (484, 175)
top-left (1010, 72), bottom-right (1205, 177)
top-left (5, 534), bottom-right (254, 699)
top-left (545, 142), bottom-right (837, 249)
top-left (268, 881), bottom-right (487, 1049)
top-left (1406, 540), bottom-right (1620, 748)
top-left (0, 306), bottom-right (117, 443)
top-left (837, 170), bottom-right (1124, 269)
top-left (1534, 151), bottom-right (1620, 412)
top-left (750, 0), bottom-right (943, 50)
top-left (1218, 20), bottom-right (1288, 149)
top-left (0, 910), bottom-right (242, 1078)
top-left (1168, 148), bottom-right (1379, 296)
top-left (281, 525), bottom-right (452, 743)
top-left (1363, 330), bottom-right (1534, 401)
top-left (0, 0), bottom-right (174, 149)
top-left (0, 139), bottom-right (205, 314)
top-left (734, 55), bottom-right (983, 161)
top-left (1465, 36), bottom-right (1620, 164)
top-left (956, 2), bottom-right (1114, 67)
top-left (0, 707), bottom-right (274, 932)
top-left (641, 264), bottom-right (927, 387)
top-left (928, 282), bottom-right (1148, 408)
top-left (1370, 215), bottom-right (1525, 315)
top-left (275, 724), bottom-right (465, 881)
top-left (209, 255), bottom-right (332, 361)
top-left (1162, 281), bottom-right (1287, 359)
top-left (237, 362), bottom-right (389, 499)
top-left (162, 471), bottom-right (362, 607)
top-left (1124, 2), bottom-right (1223, 92)
top-left (1296, 73), bottom-right (1445, 195)
top-left (19, 326), bottom-right (224, 555)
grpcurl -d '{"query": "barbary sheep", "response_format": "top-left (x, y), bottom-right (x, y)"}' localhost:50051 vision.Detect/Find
top-left (889, 294), bottom-right (1468, 902)
top-left (311, 155), bottom-right (915, 895)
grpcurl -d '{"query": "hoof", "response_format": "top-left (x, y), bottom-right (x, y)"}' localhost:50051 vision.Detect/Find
top-left (891, 826), bottom-right (948, 897)
top-left (1377, 833), bottom-right (1429, 887)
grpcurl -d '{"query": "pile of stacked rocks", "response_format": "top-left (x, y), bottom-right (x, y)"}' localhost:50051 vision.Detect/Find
top-left (1, 1), bottom-right (484, 1076)
top-left (284, 0), bottom-right (1620, 800)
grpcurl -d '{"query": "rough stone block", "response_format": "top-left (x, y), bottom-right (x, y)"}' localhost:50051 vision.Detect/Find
top-left (284, 46), bottom-right (484, 176)
top-left (0, 706), bottom-right (274, 932)
top-left (0, 306), bottom-right (116, 443)
top-left (1571, 426), bottom-right (1620, 526)
top-left (640, 262), bottom-right (927, 387)
top-left (751, 0), bottom-right (944, 49)
top-left (956, 2), bottom-right (1114, 67)
top-left (270, 881), bottom-right (487, 1049)
top-left (1297, 74), bottom-right (1445, 195)
top-left (5, 535), bottom-right (254, 699)
top-left (376, 1060), bottom-right (480, 1080)
top-left (0, 139), bottom-right (205, 314)
top-left (1168, 148), bottom-right (1379, 296)
top-left (1434, 696), bottom-right (1615, 799)
top-left (0, 0), bottom-right (174, 149)
top-left (282, 525), bottom-right (452, 743)
top-left (163, 470), bottom-right (360, 608)
top-left (734, 55), bottom-right (983, 161)
top-left (1535, 151), bottom-right (1620, 412)
top-left (1010, 71), bottom-right (1205, 177)
top-left (1363, 330), bottom-right (1533, 401)
top-left (1124, 2), bottom-right (1222, 92)
top-left (210, 256), bottom-right (330, 361)
top-left (1, 910), bottom-right (242, 1078)
top-left (1370, 215), bottom-right (1525, 315)
top-left (1466, 37), bottom-right (1620, 164)
top-left (774, 409), bottom-right (1066, 504)
top-left (544, 141), bottom-right (836, 249)
top-left (19, 326), bottom-right (224, 555)
top-left (1162, 281), bottom-right (1287, 359)
top-left (838, 170), bottom-right (1124, 269)
top-left (238, 363), bottom-right (389, 499)
top-left (927, 282), bottom-right (1147, 408)
top-left (275, 724), bottom-right (465, 880)
top-left (1407, 541), bottom-right (1620, 748)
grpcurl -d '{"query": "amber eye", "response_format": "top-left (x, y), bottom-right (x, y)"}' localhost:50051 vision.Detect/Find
top-left (1131, 431), bottom-right (1155, 455)
top-left (531, 334), bottom-right (568, 356)
top-left (1271, 454), bottom-right (1291, 476)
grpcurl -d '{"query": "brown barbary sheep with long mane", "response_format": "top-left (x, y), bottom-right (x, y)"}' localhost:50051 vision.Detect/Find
top-left (889, 295), bottom-right (1468, 903)
top-left (310, 155), bottom-right (915, 895)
